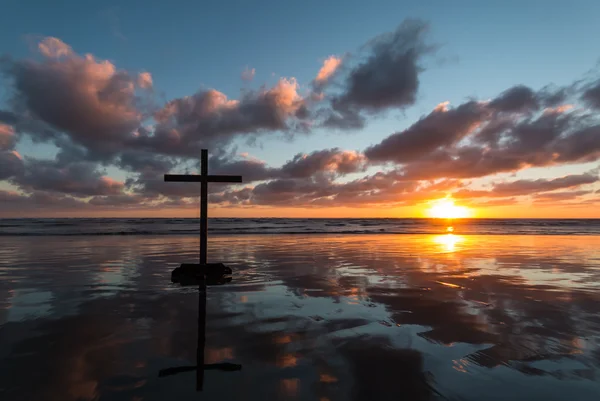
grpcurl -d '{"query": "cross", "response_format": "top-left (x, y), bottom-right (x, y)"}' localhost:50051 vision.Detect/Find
top-left (164, 149), bottom-right (242, 269)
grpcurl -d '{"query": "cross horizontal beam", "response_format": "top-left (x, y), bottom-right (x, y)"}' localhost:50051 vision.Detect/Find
top-left (164, 174), bottom-right (242, 183)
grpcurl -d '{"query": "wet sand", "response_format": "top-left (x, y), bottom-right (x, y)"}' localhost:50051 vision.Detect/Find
top-left (1, 234), bottom-right (599, 400)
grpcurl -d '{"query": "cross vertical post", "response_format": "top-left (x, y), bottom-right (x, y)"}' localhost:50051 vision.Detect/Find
top-left (200, 149), bottom-right (208, 265)
top-left (164, 148), bottom-right (242, 280)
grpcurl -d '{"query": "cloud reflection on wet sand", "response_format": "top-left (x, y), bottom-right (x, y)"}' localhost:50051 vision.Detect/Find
top-left (0, 234), bottom-right (599, 400)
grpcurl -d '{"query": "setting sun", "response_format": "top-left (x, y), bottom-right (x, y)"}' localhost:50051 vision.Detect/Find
top-left (427, 198), bottom-right (472, 219)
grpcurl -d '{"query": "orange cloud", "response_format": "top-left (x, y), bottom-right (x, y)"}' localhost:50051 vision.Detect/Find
top-left (0, 124), bottom-right (15, 150)
top-left (137, 72), bottom-right (153, 89)
top-left (315, 55), bottom-right (342, 83)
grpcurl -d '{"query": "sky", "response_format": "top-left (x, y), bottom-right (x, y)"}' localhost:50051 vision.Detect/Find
top-left (0, 0), bottom-right (599, 218)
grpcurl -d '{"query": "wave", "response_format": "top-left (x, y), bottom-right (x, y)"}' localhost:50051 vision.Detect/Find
top-left (1, 230), bottom-right (598, 236)
top-left (1, 218), bottom-right (599, 236)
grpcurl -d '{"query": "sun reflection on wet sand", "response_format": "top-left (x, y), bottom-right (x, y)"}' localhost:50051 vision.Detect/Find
top-left (432, 233), bottom-right (465, 252)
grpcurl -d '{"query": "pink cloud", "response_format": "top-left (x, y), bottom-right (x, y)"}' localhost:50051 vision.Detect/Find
top-left (315, 56), bottom-right (342, 84)
top-left (7, 37), bottom-right (150, 155)
top-left (137, 72), bottom-right (153, 89)
top-left (0, 124), bottom-right (15, 150)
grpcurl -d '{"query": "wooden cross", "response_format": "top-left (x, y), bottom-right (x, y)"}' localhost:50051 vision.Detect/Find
top-left (165, 149), bottom-right (242, 267)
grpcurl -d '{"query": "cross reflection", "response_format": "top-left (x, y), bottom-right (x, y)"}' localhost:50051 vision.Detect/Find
top-left (158, 278), bottom-right (242, 391)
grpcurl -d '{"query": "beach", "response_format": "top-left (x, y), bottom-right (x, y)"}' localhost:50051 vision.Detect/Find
top-left (1, 230), bottom-right (600, 400)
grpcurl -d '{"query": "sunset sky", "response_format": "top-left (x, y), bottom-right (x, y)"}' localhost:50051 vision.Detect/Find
top-left (1, 0), bottom-right (599, 218)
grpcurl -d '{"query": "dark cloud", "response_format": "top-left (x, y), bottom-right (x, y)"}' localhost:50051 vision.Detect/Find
top-left (125, 171), bottom-right (199, 198)
top-left (280, 148), bottom-right (366, 178)
top-left (489, 85), bottom-right (539, 113)
top-left (581, 79), bottom-right (600, 110)
top-left (210, 155), bottom-right (275, 182)
top-left (118, 151), bottom-right (175, 173)
top-left (492, 172), bottom-right (598, 196)
top-left (553, 124), bottom-right (600, 163)
top-left (322, 20), bottom-right (432, 129)
top-left (249, 178), bottom-right (334, 206)
top-left (337, 20), bottom-right (429, 111)
top-left (0, 151), bottom-right (23, 180)
top-left (365, 101), bottom-right (487, 163)
top-left (321, 104), bottom-right (366, 129)
top-left (13, 159), bottom-right (125, 196)
top-left (371, 94), bottom-right (600, 181)
top-left (0, 110), bottom-right (19, 125)
top-left (538, 85), bottom-right (569, 107)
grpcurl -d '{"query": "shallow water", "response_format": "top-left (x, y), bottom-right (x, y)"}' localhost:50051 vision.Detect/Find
top-left (1, 234), bottom-right (599, 400)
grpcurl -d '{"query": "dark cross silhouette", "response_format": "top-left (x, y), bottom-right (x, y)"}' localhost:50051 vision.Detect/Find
top-left (165, 149), bottom-right (242, 280)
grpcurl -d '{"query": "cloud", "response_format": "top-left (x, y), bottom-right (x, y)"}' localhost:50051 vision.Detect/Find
top-left (0, 189), bottom-right (89, 212)
top-left (491, 172), bottom-right (598, 196)
top-left (365, 101), bottom-right (488, 163)
top-left (1, 37), bottom-right (310, 163)
top-left (4, 37), bottom-right (149, 157)
top-left (280, 148), bottom-right (366, 178)
top-left (0, 150), bottom-right (23, 180)
top-left (2, 28), bottom-right (600, 215)
top-left (314, 55), bottom-right (342, 86)
top-left (245, 177), bottom-right (334, 206)
top-left (581, 79), bottom-right (600, 110)
top-left (0, 123), bottom-right (16, 150)
top-left (0, 110), bottom-right (18, 125)
top-left (0, 123), bottom-right (22, 180)
top-left (37, 37), bottom-right (73, 58)
top-left (532, 190), bottom-right (592, 202)
top-left (118, 150), bottom-right (175, 174)
top-left (88, 193), bottom-right (144, 206)
top-left (210, 154), bottom-right (275, 182)
top-left (488, 85), bottom-right (539, 113)
top-left (12, 159), bottom-right (125, 196)
top-left (241, 67), bottom-right (256, 82)
top-left (137, 72), bottom-right (153, 89)
top-left (125, 171), bottom-right (198, 198)
top-left (367, 87), bottom-right (600, 181)
top-left (146, 78), bottom-right (306, 156)
top-left (322, 20), bottom-right (432, 129)
top-left (210, 168), bottom-right (455, 209)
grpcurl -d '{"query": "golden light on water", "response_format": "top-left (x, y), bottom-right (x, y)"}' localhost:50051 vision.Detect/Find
top-left (427, 198), bottom-right (472, 219)
top-left (433, 234), bottom-right (464, 252)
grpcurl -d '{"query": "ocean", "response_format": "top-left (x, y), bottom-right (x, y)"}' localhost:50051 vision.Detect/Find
top-left (2, 217), bottom-right (600, 236)
top-left (1, 220), bottom-right (599, 400)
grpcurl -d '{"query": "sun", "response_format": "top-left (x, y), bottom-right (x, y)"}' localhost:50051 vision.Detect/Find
top-left (427, 198), bottom-right (472, 219)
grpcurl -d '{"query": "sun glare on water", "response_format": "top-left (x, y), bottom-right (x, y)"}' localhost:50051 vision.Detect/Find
top-left (427, 198), bottom-right (472, 219)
